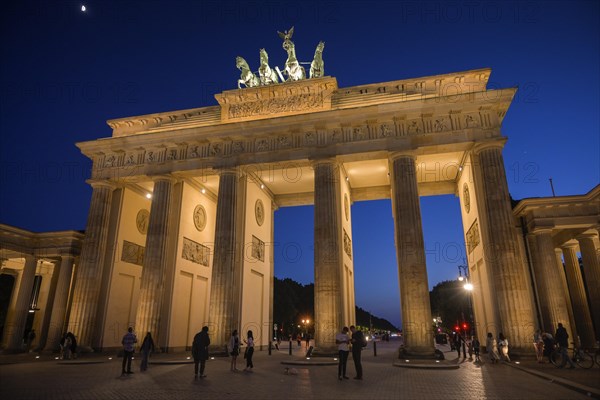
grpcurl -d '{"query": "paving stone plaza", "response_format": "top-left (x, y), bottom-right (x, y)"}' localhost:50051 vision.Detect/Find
top-left (1, 341), bottom-right (598, 399)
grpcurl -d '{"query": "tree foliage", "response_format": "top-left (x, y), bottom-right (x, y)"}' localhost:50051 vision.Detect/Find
top-left (273, 277), bottom-right (398, 336)
top-left (429, 280), bottom-right (472, 331)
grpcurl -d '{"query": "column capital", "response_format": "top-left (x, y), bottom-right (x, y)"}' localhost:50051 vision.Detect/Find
top-left (530, 226), bottom-right (554, 235)
top-left (561, 240), bottom-right (579, 250)
top-left (150, 174), bottom-right (178, 184)
top-left (575, 231), bottom-right (599, 241)
top-left (86, 179), bottom-right (116, 190)
top-left (309, 158), bottom-right (339, 168)
top-left (216, 167), bottom-right (241, 177)
top-left (388, 151), bottom-right (416, 162)
top-left (471, 139), bottom-right (507, 155)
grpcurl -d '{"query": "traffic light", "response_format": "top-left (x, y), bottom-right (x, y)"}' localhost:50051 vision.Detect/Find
top-left (454, 326), bottom-right (459, 332)
top-left (462, 323), bottom-right (468, 330)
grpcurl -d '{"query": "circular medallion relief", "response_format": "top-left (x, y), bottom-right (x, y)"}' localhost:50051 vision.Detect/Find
top-left (193, 205), bottom-right (207, 232)
top-left (344, 193), bottom-right (349, 221)
top-left (136, 209), bottom-right (150, 234)
top-left (463, 183), bottom-right (471, 214)
top-left (255, 199), bottom-right (265, 226)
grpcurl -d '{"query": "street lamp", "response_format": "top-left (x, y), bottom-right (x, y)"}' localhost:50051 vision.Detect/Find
top-left (457, 263), bottom-right (475, 337)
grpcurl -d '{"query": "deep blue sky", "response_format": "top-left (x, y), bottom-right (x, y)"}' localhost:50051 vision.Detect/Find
top-left (1, 1), bottom-right (598, 328)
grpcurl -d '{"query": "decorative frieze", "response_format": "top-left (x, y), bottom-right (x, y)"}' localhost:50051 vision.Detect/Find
top-left (182, 237), bottom-right (210, 266)
top-left (122, 240), bottom-right (145, 266)
top-left (466, 219), bottom-right (480, 254)
top-left (251, 235), bottom-right (265, 262)
top-left (343, 228), bottom-right (352, 259)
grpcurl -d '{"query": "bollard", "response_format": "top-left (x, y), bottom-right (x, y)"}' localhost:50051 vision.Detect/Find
top-left (289, 340), bottom-right (292, 355)
top-left (373, 340), bottom-right (377, 357)
top-left (269, 341), bottom-right (272, 356)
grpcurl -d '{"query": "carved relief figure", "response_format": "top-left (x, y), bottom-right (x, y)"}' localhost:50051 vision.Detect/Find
top-left (258, 48), bottom-right (279, 85)
top-left (236, 56), bottom-right (259, 89)
top-left (310, 41), bottom-right (325, 79)
top-left (434, 118), bottom-right (447, 132)
top-left (278, 27), bottom-right (306, 81)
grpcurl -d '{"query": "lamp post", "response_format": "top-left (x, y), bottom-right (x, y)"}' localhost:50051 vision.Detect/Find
top-left (457, 263), bottom-right (475, 337)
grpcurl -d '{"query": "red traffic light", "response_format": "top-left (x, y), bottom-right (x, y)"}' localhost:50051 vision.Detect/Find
top-left (454, 326), bottom-right (459, 331)
top-left (462, 323), bottom-right (468, 329)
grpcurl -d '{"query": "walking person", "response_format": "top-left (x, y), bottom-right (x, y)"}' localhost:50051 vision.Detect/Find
top-left (533, 329), bottom-right (544, 363)
top-left (454, 332), bottom-right (466, 359)
top-left (243, 330), bottom-right (254, 372)
top-left (192, 326), bottom-right (210, 378)
top-left (62, 333), bottom-right (72, 360)
top-left (336, 327), bottom-right (350, 380)
top-left (350, 326), bottom-right (364, 380)
top-left (498, 333), bottom-right (510, 362)
top-left (139, 332), bottom-right (155, 372)
top-left (554, 323), bottom-right (575, 369)
top-left (121, 327), bottom-right (137, 375)
top-left (228, 330), bottom-right (240, 372)
top-left (542, 332), bottom-right (554, 363)
top-left (68, 332), bottom-right (78, 359)
top-left (486, 332), bottom-right (500, 364)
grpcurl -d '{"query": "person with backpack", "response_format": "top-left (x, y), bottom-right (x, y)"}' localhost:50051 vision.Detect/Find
top-left (350, 325), bottom-right (365, 380)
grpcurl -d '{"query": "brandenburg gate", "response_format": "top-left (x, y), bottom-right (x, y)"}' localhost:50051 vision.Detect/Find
top-left (10, 29), bottom-right (598, 357)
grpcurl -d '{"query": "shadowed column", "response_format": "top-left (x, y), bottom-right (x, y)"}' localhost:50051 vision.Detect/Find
top-left (389, 153), bottom-right (434, 356)
top-left (3, 256), bottom-right (38, 352)
top-left (68, 181), bottom-right (114, 350)
top-left (208, 169), bottom-right (242, 349)
top-left (44, 255), bottom-right (75, 352)
top-left (474, 143), bottom-right (536, 351)
top-left (313, 159), bottom-right (343, 353)
top-left (577, 233), bottom-right (600, 338)
top-left (528, 229), bottom-right (571, 334)
top-left (562, 243), bottom-right (595, 347)
top-left (554, 249), bottom-right (578, 342)
top-left (135, 176), bottom-right (176, 345)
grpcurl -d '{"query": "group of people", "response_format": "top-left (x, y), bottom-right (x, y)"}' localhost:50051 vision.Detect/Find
top-left (226, 329), bottom-right (255, 373)
top-left (452, 332), bottom-right (481, 362)
top-left (533, 322), bottom-right (576, 368)
top-left (336, 326), bottom-right (365, 381)
top-left (485, 332), bottom-right (511, 363)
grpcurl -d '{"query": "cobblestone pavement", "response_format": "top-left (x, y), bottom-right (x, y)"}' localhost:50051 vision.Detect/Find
top-left (0, 341), bottom-right (596, 399)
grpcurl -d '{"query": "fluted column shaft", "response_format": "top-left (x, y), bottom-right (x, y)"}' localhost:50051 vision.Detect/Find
top-left (135, 176), bottom-right (176, 344)
top-left (390, 154), bottom-right (434, 355)
top-left (4, 256), bottom-right (38, 352)
top-left (67, 182), bottom-right (114, 349)
top-left (44, 255), bottom-right (75, 352)
top-left (562, 244), bottom-right (595, 347)
top-left (554, 249), bottom-right (578, 342)
top-left (313, 160), bottom-right (343, 352)
top-left (476, 145), bottom-right (535, 350)
top-left (208, 170), bottom-right (241, 348)
top-left (577, 234), bottom-right (600, 338)
top-left (529, 230), bottom-right (571, 334)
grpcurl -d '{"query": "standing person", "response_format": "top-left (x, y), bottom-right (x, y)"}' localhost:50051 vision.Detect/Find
top-left (542, 333), bottom-right (554, 363)
top-left (336, 327), bottom-right (350, 380)
top-left (472, 336), bottom-right (481, 362)
top-left (121, 327), bottom-right (137, 375)
top-left (454, 332), bottom-right (465, 359)
top-left (296, 334), bottom-right (301, 347)
top-left (68, 332), bottom-right (78, 359)
top-left (228, 330), bottom-right (240, 372)
top-left (466, 336), bottom-right (473, 360)
top-left (243, 330), bottom-right (254, 372)
top-left (486, 332), bottom-right (500, 364)
top-left (139, 332), bottom-right (155, 372)
top-left (62, 333), bottom-right (72, 360)
top-left (26, 329), bottom-right (36, 352)
top-left (192, 326), bottom-right (210, 378)
top-left (533, 329), bottom-right (544, 363)
top-left (305, 333), bottom-right (310, 349)
top-left (498, 333), bottom-right (510, 362)
top-left (554, 323), bottom-right (575, 369)
top-left (349, 326), bottom-right (364, 380)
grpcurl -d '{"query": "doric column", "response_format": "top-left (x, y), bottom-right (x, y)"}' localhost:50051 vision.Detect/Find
top-left (44, 254), bottom-right (75, 352)
top-left (561, 243), bottom-right (595, 347)
top-left (554, 249), bottom-right (578, 342)
top-left (208, 169), bottom-right (242, 348)
top-left (67, 181), bottom-right (114, 350)
top-left (474, 143), bottom-right (536, 351)
top-left (389, 153), bottom-right (434, 355)
top-left (3, 256), bottom-right (38, 352)
top-left (135, 176), bottom-right (177, 344)
top-left (313, 159), bottom-right (344, 353)
top-left (575, 233), bottom-right (600, 339)
top-left (528, 229), bottom-right (571, 334)
top-left (36, 259), bottom-right (61, 351)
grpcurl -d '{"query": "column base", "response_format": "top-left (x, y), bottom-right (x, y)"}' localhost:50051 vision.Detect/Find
top-left (398, 345), bottom-right (438, 360)
top-left (309, 346), bottom-right (339, 357)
